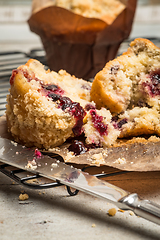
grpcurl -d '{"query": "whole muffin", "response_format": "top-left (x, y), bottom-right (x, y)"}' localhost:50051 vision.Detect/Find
top-left (28, 0), bottom-right (136, 78)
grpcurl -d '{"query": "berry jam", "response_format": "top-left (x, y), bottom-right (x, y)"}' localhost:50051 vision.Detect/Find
top-left (23, 70), bottom-right (36, 82)
top-left (10, 69), bottom-right (19, 85)
top-left (90, 109), bottom-right (108, 136)
top-left (10, 69), bottom-right (43, 85)
top-left (45, 84), bottom-right (86, 136)
top-left (34, 149), bottom-right (42, 158)
top-left (42, 84), bottom-right (64, 95)
top-left (143, 70), bottom-right (160, 97)
top-left (59, 97), bottom-right (73, 111)
top-left (117, 118), bottom-right (128, 129)
top-left (68, 139), bottom-right (99, 156)
top-left (67, 102), bottom-right (86, 136)
top-left (84, 104), bottom-right (96, 111)
top-left (48, 93), bottom-right (61, 102)
top-left (112, 117), bottom-right (128, 129)
top-left (68, 140), bottom-right (87, 155)
top-left (43, 84), bottom-right (58, 91)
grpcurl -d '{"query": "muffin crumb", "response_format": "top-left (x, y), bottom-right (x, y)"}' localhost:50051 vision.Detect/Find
top-left (108, 208), bottom-right (117, 216)
top-left (19, 193), bottom-right (29, 201)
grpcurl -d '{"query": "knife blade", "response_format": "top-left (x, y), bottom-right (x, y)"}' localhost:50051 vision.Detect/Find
top-left (0, 137), bottom-right (160, 225)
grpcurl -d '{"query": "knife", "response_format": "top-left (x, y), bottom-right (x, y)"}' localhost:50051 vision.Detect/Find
top-left (0, 137), bottom-right (160, 225)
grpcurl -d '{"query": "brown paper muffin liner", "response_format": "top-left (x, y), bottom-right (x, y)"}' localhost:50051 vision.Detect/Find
top-left (28, 0), bottom-right (137, 79)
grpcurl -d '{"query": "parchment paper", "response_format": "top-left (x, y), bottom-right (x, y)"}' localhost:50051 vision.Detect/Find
top-left (2, 115), bottom-right (160, 172)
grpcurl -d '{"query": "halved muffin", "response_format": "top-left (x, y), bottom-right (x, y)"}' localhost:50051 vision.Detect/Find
top-left (91, 38), bottom-right (160, 138)
top-left (6, 59), bottom-right (120, 149)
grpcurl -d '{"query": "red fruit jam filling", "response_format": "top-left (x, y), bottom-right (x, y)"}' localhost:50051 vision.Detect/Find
top-left (68, 140), bottom-right (87, 155)
top-left (69, 102), bottom-right (86, 136)
top-left (68, 139), bottom-right (99, 156)
top-left (90, 109), bottom-right (108, 136)
top-left (46, 85), bottom-right (86, 136)
top-left (42, 84), bottom-right (64, 96)
top-left (112, 116), bottom-right (128, 129)
top-left (34, 149), bottom-right (42, 158)
top-left (10, 69), bottom-right (43, 85)
top-left (143, 70), bottom-right (160, 97)
top-left (84, 103), bottom-right (96, 111)
top-left (10, 69), bottom-right (19, 85)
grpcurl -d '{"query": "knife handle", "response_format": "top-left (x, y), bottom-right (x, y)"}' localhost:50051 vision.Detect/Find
top-left (120, 193), bottom-right (160, 225)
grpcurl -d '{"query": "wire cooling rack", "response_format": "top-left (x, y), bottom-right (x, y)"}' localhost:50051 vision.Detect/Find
top-left (0, 37), bottom-right (159, 194)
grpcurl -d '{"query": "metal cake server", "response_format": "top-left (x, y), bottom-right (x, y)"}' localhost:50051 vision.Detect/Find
top-left (0, 137), bottom-right (160, 225)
